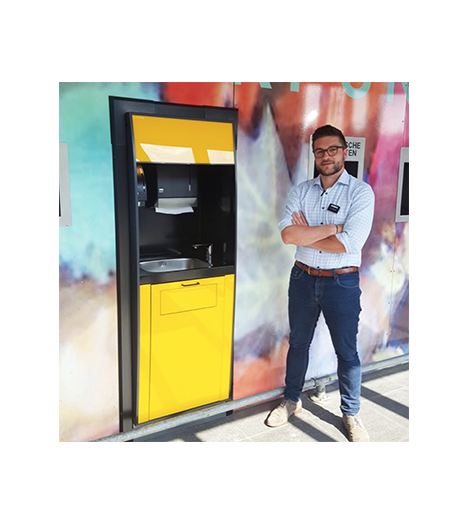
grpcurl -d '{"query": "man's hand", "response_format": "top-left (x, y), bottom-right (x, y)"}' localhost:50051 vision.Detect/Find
top-left (291, 211), bottom-right (309, 226)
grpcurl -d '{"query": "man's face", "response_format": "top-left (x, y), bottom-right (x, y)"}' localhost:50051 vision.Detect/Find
top-left (313, 136), bottom-right (347, 177)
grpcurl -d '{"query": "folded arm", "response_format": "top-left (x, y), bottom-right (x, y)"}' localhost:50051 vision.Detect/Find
top-left (281, 211), bottom-right (346, 253)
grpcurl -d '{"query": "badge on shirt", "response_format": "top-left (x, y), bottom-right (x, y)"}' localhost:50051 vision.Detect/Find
top-left (327, 203), bottom-right (340, 214)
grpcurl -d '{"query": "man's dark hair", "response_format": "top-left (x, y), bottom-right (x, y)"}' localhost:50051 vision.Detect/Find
top-left (312, 125), bottom-right (347, 149)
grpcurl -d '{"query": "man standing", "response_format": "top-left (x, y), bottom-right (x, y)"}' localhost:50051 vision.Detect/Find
top-left (265, 125), bottom-right (375, 442)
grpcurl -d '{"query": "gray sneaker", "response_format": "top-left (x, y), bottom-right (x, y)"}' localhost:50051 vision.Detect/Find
top-left (265, 399), bottom-right (302, 427)
top-left (342, 414), bottom-right (370, 442)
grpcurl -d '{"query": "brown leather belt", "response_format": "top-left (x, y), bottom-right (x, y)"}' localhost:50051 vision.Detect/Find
top-left (295, 261), bottom-right (358, 277)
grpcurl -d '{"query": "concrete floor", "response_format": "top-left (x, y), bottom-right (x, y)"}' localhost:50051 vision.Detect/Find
top-left (135, 362), bottom-right (409, 442)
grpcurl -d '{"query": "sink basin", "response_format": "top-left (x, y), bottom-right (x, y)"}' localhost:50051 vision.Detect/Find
top-left (140, 258), bottom-right (211, 273)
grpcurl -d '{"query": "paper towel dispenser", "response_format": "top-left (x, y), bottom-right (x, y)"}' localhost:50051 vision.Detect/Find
top-left (156, 164), bottom-right (198, 209)
top-left (137, 163), bottom-right (198, 209)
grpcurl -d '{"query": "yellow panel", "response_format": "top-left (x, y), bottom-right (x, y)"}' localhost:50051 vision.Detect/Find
top-left (131, 115), bottom-right (235, 164)
top-left (160, 282), bottom-right (217, 315)
top-left (148, 276), bottom-right (234, 420)
top-left (138, 285), bottom-right (151, 424)
top-left (219, 274), bottom-right (235, 399)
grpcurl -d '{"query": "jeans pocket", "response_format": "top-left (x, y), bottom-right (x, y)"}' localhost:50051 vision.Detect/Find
top-left (335, 272), bottom-right (360, 289)
top-left (290, 264), bottom-right (303, 280)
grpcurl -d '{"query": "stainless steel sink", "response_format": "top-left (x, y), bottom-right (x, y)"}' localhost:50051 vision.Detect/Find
top-left (140, 258), bottom-right (211, 273)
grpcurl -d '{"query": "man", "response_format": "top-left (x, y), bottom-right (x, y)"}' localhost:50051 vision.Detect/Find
top-left (265, 124), bottom-right (375, 442)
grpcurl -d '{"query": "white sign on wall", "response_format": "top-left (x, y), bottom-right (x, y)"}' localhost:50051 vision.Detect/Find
top-left (344, 137), bottom-right (365, 180)
top-left (395, 147), bottom-right (409, 222)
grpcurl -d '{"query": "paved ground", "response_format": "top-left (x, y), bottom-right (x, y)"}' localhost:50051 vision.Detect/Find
top-left (135, 362), bottom-right (409, 442)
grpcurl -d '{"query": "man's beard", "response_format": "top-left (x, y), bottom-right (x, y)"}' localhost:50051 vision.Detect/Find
top-left (316, 160), bottom-right (343, 177)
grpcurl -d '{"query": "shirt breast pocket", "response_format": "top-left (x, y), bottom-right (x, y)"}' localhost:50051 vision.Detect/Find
top-left (329, 204), bottom-right (347, 224)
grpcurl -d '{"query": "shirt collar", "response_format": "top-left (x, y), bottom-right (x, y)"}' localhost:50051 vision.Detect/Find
top-left (313, 169), bottom-right (350, 188)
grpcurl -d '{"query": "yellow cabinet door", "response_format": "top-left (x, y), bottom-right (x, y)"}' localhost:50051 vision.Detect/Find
top-left (138, 275), bottom-right (234, 422)
top-left (138, 284), bottom-right (151, 424)
top-left (131, 115), bottom-right (235, 165)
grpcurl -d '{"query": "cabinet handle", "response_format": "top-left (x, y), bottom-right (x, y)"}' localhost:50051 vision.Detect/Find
top-left (181, 282), bottom-right (200, 287)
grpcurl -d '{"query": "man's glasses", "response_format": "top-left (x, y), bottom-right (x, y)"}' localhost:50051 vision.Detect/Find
top-left (313, 146), bottom-right (346, 158)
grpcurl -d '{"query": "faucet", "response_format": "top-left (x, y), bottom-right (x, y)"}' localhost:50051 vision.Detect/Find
top-left (193, 243), bottom-right (213, 266)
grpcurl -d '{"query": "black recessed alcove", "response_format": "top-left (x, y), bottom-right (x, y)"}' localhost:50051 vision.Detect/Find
top-left (138, 163), bottom-right (236, 266)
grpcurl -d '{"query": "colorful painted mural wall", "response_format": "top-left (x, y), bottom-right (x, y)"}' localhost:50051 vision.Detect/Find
top-left (59, 82), bottom-right (409, 442)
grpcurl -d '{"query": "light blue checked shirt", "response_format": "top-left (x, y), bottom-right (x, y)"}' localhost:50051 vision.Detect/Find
top-left (278, 170), bottom-right (375, 269)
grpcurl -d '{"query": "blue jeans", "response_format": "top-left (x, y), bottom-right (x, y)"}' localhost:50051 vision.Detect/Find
top-left (284, 263), bottom-right (362, 416)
